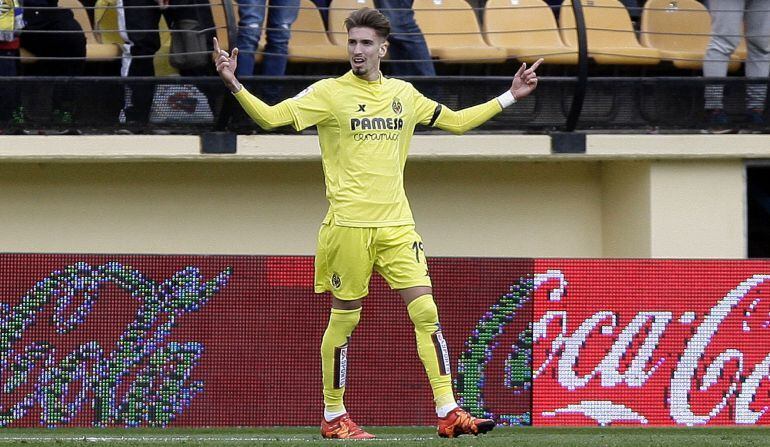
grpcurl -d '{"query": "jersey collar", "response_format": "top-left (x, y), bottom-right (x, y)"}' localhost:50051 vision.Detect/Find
top-left (346, 70), bottom-right (385, 87)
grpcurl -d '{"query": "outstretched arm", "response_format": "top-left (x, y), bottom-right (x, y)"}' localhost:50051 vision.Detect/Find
top-left (433, 59), bottom-right (543, 135)
top-left (212, 37), bottom-right (294, 129)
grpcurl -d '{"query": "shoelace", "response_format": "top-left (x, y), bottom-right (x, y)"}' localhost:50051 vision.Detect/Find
top-left (452, 411), bottom-right (476, 432)
top-left (339, 416), bottom-right (367, 436)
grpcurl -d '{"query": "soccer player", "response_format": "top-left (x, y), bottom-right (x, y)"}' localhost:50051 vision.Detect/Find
top-left (213, 7), bottom-right (542, 439)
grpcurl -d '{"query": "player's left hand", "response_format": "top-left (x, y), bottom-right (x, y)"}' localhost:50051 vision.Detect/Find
top-left (510, 58), bottom-right (543, 101)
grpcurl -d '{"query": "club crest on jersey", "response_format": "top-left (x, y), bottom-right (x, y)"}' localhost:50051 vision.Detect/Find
top-left (392, 97), bottom-right (402, 115)
top-left (331, 272), bottom-right (341, 289)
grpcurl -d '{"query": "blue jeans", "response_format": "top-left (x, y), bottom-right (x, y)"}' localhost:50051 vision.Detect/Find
top-left (0, 50), bottom-right (18, 76)
top-left (374, 0), bottom-right (435, 76)
top-left (236, 0), bottom-right (300, 76)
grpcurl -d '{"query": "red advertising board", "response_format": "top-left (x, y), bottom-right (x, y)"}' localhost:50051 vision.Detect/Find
top-left (0, 254), bottom-right (532, 427)
top-left (5, 255), bottom-right (770, 428)
top-left (532, 259), bottom-right (770, 426)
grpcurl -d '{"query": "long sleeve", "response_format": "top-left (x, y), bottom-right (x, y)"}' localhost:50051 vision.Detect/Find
top-left (232, 88), bottom-right (295, 130)
top-left (432, 98), bottom-right (503, 135)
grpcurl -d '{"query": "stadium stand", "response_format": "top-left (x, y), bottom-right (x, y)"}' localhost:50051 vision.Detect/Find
top-left (560, 0), bottom-right (661, 65)
top-left (640, 0), bottom-right (741, 71)
top-left (482, 0), bottom-right (577, 65)
top-left (412, 0), bottom-right (506, 63)
top-left (0, 0), bottom-right (763, 134)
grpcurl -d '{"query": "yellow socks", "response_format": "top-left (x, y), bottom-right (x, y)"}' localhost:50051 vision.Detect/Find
top-left (407, 294), bottom-right (457, 411)
top-left (321, 307), bottom-right (361, 415)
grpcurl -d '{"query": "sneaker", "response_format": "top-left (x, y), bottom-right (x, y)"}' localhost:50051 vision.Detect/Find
top-left (704, 108), bottom-right (735, 134)
top-left (437, 407), bottom-right (495, 438)
top-left (320, 414), bottom-right (375, 440)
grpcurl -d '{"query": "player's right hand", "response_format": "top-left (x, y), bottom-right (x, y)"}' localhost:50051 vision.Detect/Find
top-left (213, 37), bottom-right (241, 92)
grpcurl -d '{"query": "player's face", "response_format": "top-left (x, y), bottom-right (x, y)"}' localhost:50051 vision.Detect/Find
top-left (347, 27), bottom-right (388, 81)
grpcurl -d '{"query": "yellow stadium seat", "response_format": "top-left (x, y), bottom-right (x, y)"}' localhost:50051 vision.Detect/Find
top-left (289, 0), bottom-right (348, 62)
top-left (413, 0), bottom-right (506, 63)
top-left (60, 0), bottom-right (122, 60)
top-left (640, 0), bottom-right (740, 71)
top-left (560, 0), bottom-right (660, 65)
top-left (210, 0), bottom-right (232, 49)
top-left (483, 0), bottom-right (577, 64)
top-left (328, 0), bottom-right (374, 46)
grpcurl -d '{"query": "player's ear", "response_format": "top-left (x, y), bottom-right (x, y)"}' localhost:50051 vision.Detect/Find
top-left (379, 40), bottom-right (388, 58)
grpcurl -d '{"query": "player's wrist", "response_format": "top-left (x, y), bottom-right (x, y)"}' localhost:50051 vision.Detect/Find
top-left (497, 90), bottom-right (517, 108)
top-left (228, 80), bottom-right (243, 94)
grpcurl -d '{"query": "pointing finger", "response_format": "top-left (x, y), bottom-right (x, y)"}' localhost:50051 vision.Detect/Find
top-left (529, 58), bottom-right (544, 72)
top-left (213, 37), bottom-right (221, 54)
top-left (232, 47), bottom-right (239, 59)
top-left (514, 62), bottom-right (526, 78)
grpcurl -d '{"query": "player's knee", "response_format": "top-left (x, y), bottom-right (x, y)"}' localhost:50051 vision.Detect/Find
top-left (328, 307), bottom-right (362, 332)
top-left (407, 294), bottom-right (439, 331)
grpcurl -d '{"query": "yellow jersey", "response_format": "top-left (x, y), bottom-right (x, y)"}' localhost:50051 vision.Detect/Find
top-left (233, 71), bottom-right (503, 227)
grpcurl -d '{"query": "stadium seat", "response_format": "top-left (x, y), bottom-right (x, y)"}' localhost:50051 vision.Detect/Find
top-left (62, 0), bottom-right (122, 60)
top-left (483, 0), bottom-right (577, 65)
top-left (210, 0), bottom-right (232, 49)
top-left (560, 0), bottom-right (661, 65)
top-left (640, 0), bottom-right (740, 71)
top-left (289, 0), bottom-right (348, 62)
top-left (412, 0), bottom-right (507, 63)
top-left (328, 0), bottom-right (375, 46)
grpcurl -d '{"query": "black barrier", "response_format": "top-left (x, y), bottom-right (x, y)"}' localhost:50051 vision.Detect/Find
top-left (1, 76), bottom-right (768, 134)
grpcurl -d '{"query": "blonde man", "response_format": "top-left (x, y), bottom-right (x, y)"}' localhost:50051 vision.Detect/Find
top-left (213, 7), bottom-right (542, 439)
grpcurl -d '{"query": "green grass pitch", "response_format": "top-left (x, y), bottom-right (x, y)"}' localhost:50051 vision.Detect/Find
top-left (0, 427), bottom-right (769, 446)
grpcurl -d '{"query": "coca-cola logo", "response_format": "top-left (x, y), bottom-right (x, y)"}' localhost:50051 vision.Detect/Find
top-left (0, 262), bottom-right (231, 427)
top-left (455, 272), bottom-right (557, 425)
top-left (533, 266), bottom-right (770, 426)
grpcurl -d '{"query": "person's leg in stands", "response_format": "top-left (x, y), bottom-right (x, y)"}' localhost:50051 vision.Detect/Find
top-left (121, 0), bottom-right (162, 124)
top-left (19, 7), bottom-right (85, 124)
top-left (260, 0), bottom-right (298, 76)
top-left (703, 0), bottom-right (743, 130)
top-left (744, 0), bottom-right (770, 127)
top-left (374, 0), bottom-right (435, 77)
top-left (235, 0), bottom-right (266, 76)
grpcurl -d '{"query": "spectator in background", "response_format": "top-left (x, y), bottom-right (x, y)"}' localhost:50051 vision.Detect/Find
top-left (374, 0), bottom-right (435, 76)
top-left (19, 0), bottom-right (86, 125)
top-left (19, 0), bottom-right (86, 74)
top-left (703, 0), bottom-right (770, 132)
top-left (0, 0), bottom-right (22, 128)
top-left (119, 0), bottom-right (215, 125)
top-left (235, 0), bottom-right (299, 77)
top-left (0, 0), bottom-right (22, 75)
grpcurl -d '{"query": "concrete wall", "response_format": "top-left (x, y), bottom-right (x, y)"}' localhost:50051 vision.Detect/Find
top-left (0, 161), bottom-right (604, 257)
top-left (0, 134), bottom-right (754, 258)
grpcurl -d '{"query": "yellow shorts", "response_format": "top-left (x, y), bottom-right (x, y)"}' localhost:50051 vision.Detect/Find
top-left (314, 223), bottom-right (432, 300)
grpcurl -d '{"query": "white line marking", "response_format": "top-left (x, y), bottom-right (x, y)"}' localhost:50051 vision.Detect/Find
top-left (0, 436), bottom-right (437, 443)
